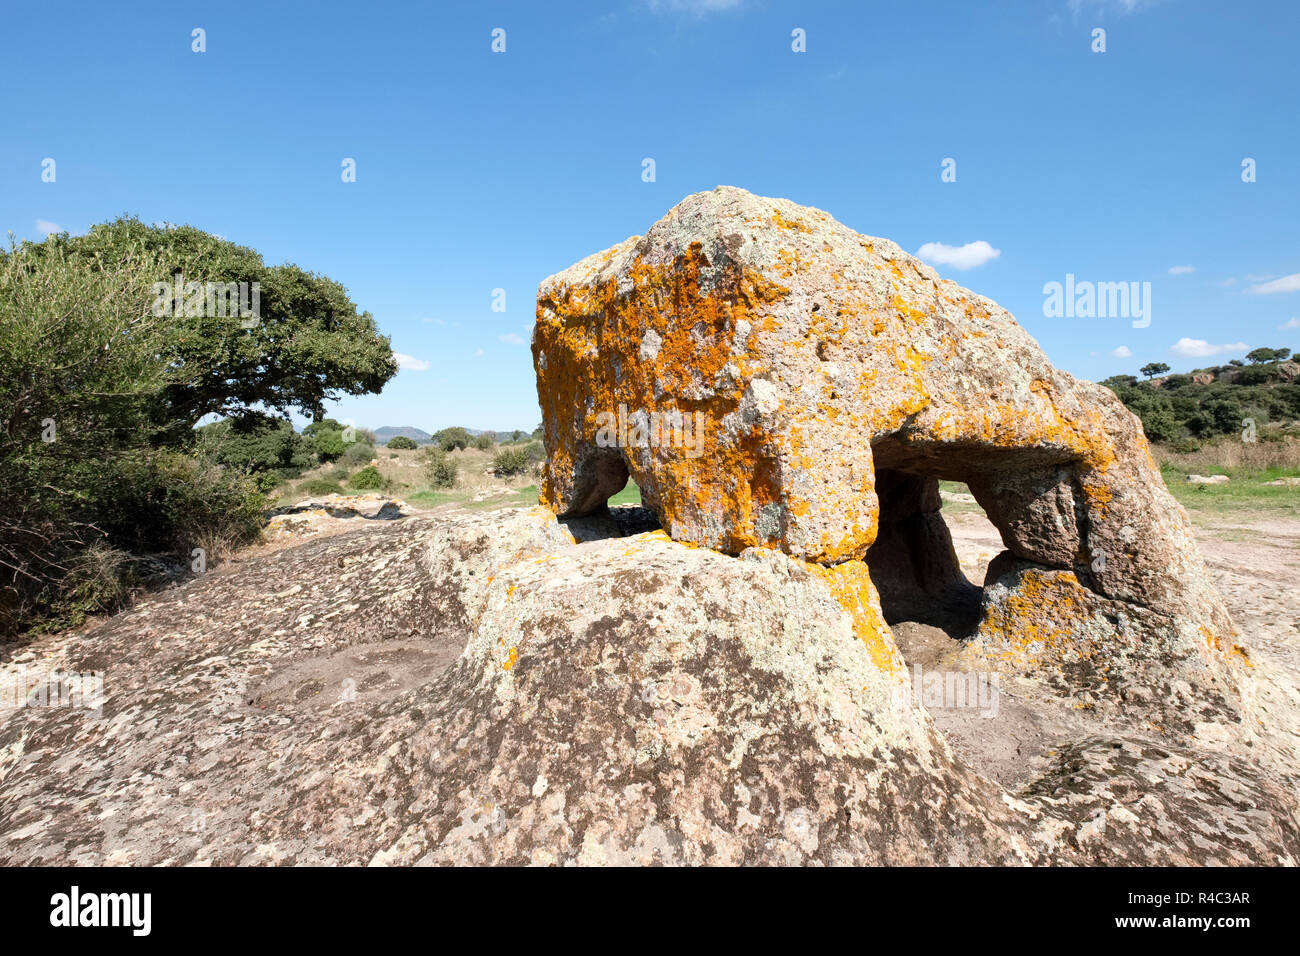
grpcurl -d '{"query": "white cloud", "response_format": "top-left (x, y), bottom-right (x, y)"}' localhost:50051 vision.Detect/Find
top-left (1246, 273), bottom-right (1300, 295)
top-left (1245, 274), bottom-right (1274, 282)
top-left (499, 333), bottom-right (527, 346)
top-left (1280, 317), bottom-right (1300, 330)
top-left (393, 352), bottom-right (430, 371)
top-left (1110, 345), bottom-right (1133, 358)
top-left (1167, 265), bottom-right (1194, 275)
top-left (1168, 338), bottom-right (1248, 358)
top-left (421, 317), bottom-right (445, 325)
top-left (35, 219), bottom-right (61, 235)
top-left (473, 347), bottom-right (485, 357)
top-left (1215, 277), bottom-right (1237, 287)
top-left (914, 240), bottom-right (1001, 271)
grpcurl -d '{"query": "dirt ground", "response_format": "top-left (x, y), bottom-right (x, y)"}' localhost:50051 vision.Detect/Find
top-left (893, 505), bottom-right (1300, 792)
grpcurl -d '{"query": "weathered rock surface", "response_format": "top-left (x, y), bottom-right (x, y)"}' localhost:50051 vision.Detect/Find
top-left (533, 186), bottom-right (1243, 726)
top-left (264, 493), bottom-right (411, 539)
top-left (2, 509), bottom-right (1293, 865)
top-left (0, 188), bottom-right (1290, 866)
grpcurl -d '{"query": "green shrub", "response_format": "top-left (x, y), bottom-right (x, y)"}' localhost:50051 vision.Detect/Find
top-left (434, 426), bottom-right (473, 451)
top-left (0, 222), bottom-right (392, 638)
top-left (386, 435), bottom-right (418, 450)
top-left (0, 238), bottom-right (167, 635)
top-left (341, 440), bottom-right (376, 466)
top-left (305, 424), bottom-right (346, 461)
top-left (37, 542), bottom-right (137, 635)
top-left (424, 448), bottom-right (458, 489)
top-left (328, 465), bottom-right (349, 480)
top-left (493, 446), bottom-right (530, 476)
top-left (298, 478), bottom-right (342, 497)
top-left (346, 465), bottom-right (385, 490)
top-left (99, 451), bottom-right (265, 559)
top-left (473, 432), bottom-right (496, 451)
top-left (197, 414), bottom-right (312, 479)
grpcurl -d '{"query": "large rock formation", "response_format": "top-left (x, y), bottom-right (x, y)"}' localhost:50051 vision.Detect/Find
top-left (1, 509), bottom-right (1293, 865)
top-left (534, 186), bottom-right (1244, 715)
top-left (1, 188), bottom-right (1292, 866)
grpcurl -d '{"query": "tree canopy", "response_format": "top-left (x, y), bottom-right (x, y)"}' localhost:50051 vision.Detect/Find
top-left (18, 217), bottom-right (397, 430)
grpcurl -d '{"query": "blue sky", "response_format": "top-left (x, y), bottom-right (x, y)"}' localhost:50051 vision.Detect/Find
top-left (4, 0), bottom-right (1298, 432)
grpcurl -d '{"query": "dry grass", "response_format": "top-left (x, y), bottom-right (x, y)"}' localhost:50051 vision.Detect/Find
top-left (1154, 437), bottom-right (1300, 477)
top-left (272, 445), bottom-right (541, 507)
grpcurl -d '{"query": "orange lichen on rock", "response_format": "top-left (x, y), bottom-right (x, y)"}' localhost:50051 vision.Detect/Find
top-left (534, 186), bottom-right (1239, 695)
top-left (973, 568), bottom-right (1093, 668)
top-left (803, 559), bottom-right (903, 676)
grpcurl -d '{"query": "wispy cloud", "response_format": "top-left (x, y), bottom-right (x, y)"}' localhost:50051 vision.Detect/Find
top-left (1215, 277), bottom-right (1237, 287)
top-left (1280, 317), bottom-right (1300, 330)
top-left (473, 347), bottom-right (485, 357)
top-left (1168, 337), bottom-right (1247, 358)
top-left (35, 219), bottom-right (61, 235)
top-left (645, 0), bottom-right (743, 14)
top-left (499, 332), bottom-right (527, 346)
top-left (1167, 265), bottom-right (1194, 275)
top-left (421, 317), bottom-right (445, 325)
top-left (1067, 0), bottom-right (1164, 15)
top-left (914, 240), bottom-right (1001, 271)
top-left (1246, 273), bottom-right (1300, 295)
top-left (393, 352), bottom-right (431, 371)
top-left (1110, 345), bottom-right (1133, 358)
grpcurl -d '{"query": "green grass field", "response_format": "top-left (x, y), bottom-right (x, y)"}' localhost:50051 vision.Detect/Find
top-left (941, 472), bottom-right (1300, 519)
top-left (1159, 463), bottom-right (1300, 516)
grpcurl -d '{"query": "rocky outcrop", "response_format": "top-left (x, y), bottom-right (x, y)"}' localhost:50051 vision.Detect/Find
top-left (533, 186), bottom-right (1243, 718)
top-left (1, 508), bottom-right (1292, 864)
top-left (264, 493), bottom-right (411, 539)
top-left (0, 188), bottom-right (1288, 866)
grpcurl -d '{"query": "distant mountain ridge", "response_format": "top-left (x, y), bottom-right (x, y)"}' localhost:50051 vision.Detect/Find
top-left (372, 425), bottom-right (538, 445)
top-left (373, 426), bottom-right (433, 444)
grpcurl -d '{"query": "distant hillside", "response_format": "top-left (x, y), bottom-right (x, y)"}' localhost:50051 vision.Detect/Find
top-left (1102, 354), bottom-right (1300, 447)
top-left (374, 426), bottom-right (433, 444)
top-left (373, 425), bottom-right (542, 446)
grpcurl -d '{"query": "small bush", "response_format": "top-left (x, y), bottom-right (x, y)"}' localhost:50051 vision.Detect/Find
top-left (99, 451), bottom-right (265, 560)
top-left (473, 432), bottom-right (496, 451)
top-left (346, 465), bottom-right (385, 490)
top-left (424, 448), bottom-right (458, 488)
top-left (342, 440), bottom-right (376, 466)
top-left (328, 465), bottom-right (349, 480)
top-left (38, 542), bottom-right (137, 635)
top-left (434, 427), bottom-right (473, 451)
top-left (493, 446), bottom-right (530, 476)
top-left (303, 420), bottom-right (347, 461)
top-left (298, 478), bottom-right (342, 497)
top-left (386, 435), bottom-right (418, 450)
